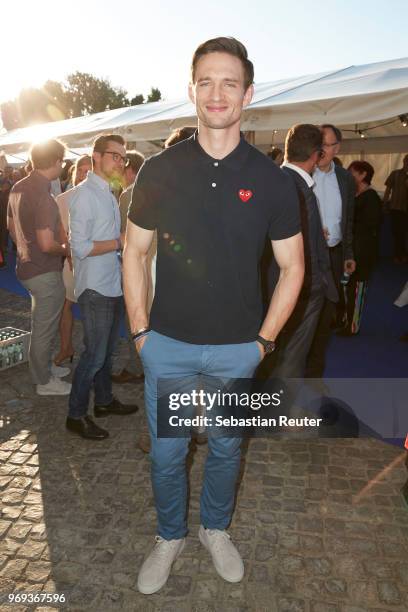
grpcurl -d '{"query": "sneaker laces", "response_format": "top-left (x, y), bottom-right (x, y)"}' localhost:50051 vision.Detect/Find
top-left (151, 536), bottom-right (180, 565)
top-left (206, 529), bottom-right (231, 554)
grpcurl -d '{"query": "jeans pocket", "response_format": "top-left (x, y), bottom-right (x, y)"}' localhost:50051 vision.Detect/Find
top-left (139, 332), bottom-right (152, 358)
top-left (252, 340), bottom-right (264, 364)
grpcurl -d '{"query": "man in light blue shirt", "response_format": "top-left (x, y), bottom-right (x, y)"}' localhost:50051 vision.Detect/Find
top-left (67, 134), bottom-right (138, 440)
top-left (306, 124), bottom-right (355, 377)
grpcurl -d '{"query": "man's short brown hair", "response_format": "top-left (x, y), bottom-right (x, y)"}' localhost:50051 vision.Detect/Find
top-left (92, 133), bottom-right (126, 155)
top-left (191, 37), bottom-right (254, 90)
top-left (126, 150), bottom-right (144, 174)
top-left (285, 124), bottom-right (323, 163)
top-left (30, 139), bottom-right (65, 170)
top-left (165, 127), bottom-right (196, 148)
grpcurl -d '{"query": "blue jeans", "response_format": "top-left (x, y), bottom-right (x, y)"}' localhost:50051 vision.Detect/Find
top-left (68, 290), bottom-right (123, 418)
top-left (140, 331), bottom-right (262, 540)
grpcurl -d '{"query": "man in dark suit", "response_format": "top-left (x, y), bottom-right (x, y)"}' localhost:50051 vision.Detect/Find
top-left (271, 124), bottom-right (338, 377)
top-left (305, 124), bottom-right (355, 378)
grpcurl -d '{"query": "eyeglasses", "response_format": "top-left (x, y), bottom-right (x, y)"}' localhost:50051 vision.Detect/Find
top-left (322, 141), bottom-right (339, 149)
top-left (102, 150), bottom-right (128, 164)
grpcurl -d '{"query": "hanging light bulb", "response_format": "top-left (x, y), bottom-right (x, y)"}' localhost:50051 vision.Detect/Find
top-left (399, 114), bottom-right (408, 127)
top-left (357, 129), bottom-right (366, 139)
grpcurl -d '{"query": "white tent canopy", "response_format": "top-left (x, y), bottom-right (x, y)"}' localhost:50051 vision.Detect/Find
top-left (0, 56), bottom-right (407, 154)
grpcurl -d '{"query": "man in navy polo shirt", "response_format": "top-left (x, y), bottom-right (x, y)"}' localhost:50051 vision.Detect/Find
top-left (123, 37), bottom-right (304, 594)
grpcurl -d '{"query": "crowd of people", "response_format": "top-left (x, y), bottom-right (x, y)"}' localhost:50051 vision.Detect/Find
top-left (2, 36), bottom-right (408, 595)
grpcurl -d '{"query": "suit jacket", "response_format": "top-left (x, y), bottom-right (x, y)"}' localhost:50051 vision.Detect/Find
top-left (282, 166), bottom-right (338, 302)
top-left (334, 165), bottom-right (355, 262)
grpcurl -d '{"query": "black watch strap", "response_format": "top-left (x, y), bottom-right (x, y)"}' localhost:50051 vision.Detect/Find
top-left (256, 335), bottom-right (276, 354)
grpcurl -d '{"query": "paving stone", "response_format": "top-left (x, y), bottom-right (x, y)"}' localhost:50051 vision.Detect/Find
top-left (276, 597), bottom-right (305, 611)
top-left (310, 603), bottom-right (340, 612)
top-left (377, 580), bottom-right (402, 605)
top-left (25, 561), bottom-right (51, 583)
top-left (9, 477), bottom-right (32, 490)
top-left (16, 541), bottom-right (46, 561)
top-left (0, 559), bottom-right (28, 579)
top-left (193, 577), bottom-right (219, 600)
top-left (21, 506), bottom-right (43, 523)
top-left (0, 520), bottom-right (12, 538)
top-left (304, 557), bottom-right (332, 576)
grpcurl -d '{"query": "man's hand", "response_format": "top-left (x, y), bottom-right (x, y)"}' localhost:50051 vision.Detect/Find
top-left (256, 341), bottom-right (265, 361)
top-left (344, 259), bottom-right (356, 274)
top-left (134, 334), bottom-right (148, 354)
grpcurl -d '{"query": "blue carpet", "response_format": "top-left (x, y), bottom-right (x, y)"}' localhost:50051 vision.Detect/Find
top-left (1, 220), bottom-right (407, 376)
top-left (325, 215), bottom-right (408, 378)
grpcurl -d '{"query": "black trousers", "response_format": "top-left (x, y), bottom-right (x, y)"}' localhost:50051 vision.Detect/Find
top-left (390, 210), bottom-right (408, 259)
top-left (273, 290), bottom-right (325, 378)
top-left (305, 244), bottom-right (343, 378)
top-left (256, 290), bottom-right (325, 379)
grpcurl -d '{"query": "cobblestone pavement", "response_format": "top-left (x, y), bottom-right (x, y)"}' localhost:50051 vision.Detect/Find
top-left (0, 288), bottom-right (408, 612)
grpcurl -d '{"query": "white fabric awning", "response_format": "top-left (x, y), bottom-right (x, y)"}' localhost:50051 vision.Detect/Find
top-left (0, 56), bottom-right (407, 152)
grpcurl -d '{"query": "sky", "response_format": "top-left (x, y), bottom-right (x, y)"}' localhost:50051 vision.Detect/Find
top-left (1, 0), bottom-right (408, 106)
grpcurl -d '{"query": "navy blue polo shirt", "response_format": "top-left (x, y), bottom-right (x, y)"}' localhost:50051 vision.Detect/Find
top-left (128, 132), bottom-right (300, 344)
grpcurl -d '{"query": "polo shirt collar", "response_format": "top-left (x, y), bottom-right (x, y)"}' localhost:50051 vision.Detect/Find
top-left (189, 130), bottom-right (251, 170)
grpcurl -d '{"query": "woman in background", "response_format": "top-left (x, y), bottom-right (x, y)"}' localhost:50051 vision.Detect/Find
top-left (54, 155), bottom-right (92, 364)
top-left (338, 160), bottom-right (382, 335)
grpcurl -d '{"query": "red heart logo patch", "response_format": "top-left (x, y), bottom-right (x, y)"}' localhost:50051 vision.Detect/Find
top-left (238, 189), bottom-right (253, 202)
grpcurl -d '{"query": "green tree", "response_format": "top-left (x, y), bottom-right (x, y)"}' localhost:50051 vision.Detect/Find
top-left (130, 94), bottom-right (145, 105)
top-left (147, 87), bottom-right (162, 103)
top-left (63, 72), bottom-right (130, 117)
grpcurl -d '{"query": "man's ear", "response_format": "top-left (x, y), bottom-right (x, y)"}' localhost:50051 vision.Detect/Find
top-left (243, 83), bottom-right (254, 109)
top-left (188, 82), bottom-right (195, 105)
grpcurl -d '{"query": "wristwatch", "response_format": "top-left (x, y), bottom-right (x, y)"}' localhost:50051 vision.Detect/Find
top-left (256, 335), bottom-right (276, 354)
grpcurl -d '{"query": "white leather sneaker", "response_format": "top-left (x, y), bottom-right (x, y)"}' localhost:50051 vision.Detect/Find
top-left (51, 363), bottom-right (71, 378)
top-left (199, 525), bottom-right (244, 582)
top-left (137, 535), bottom-right (185, 594)
top-left (36, 376), bottom-right (72, 396)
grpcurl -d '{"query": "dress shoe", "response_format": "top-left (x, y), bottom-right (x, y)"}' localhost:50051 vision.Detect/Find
top-left (94, 396), bottom-right (139, 418)
top-left (111, 369), bottom-right (144, 384)
top-left (66, 416), bottom-right (109, 440)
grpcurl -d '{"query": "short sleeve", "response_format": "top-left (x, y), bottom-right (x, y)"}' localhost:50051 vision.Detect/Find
top-left (268, 173), bottom-right (301, 240)
top-left (119, 188), bottom-right (131, 234)
top-left (127, 159), bottom-right (158, 230)
top-left (34, 192), bottom-right (58, 231)
top-left (385, 171), bottom-right (395, 188)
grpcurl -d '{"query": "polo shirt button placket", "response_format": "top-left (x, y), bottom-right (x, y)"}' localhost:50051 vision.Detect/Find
top-left (212, 162), bottom-right (219, 188)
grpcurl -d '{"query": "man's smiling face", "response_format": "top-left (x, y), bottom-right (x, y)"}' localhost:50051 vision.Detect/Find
top-left (189, 51), bottom-right (253, 131)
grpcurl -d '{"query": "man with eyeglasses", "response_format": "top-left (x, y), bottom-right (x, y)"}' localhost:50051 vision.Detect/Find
top-left (67, 134), bottom-right (138, 440)
top-left (305, 124), bottom-right (355, 378)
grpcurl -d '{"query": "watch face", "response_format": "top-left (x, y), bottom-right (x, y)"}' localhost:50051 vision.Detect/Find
top-left (265, 342), bottom-right (275, 354)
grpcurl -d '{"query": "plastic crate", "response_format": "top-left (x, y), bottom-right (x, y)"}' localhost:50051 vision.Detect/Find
top-left (0, 327), bottom-right (31, 371)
